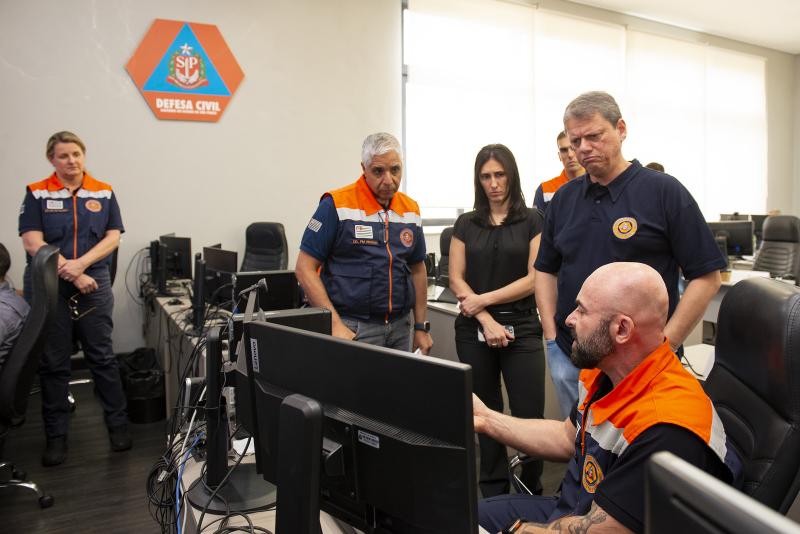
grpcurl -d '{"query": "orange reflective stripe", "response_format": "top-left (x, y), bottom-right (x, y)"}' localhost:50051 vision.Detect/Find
top-left (539, 170), bottom-right (569, 194)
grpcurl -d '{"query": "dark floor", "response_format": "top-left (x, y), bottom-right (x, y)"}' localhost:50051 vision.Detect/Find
top-left (0, 372), bottom-right (166, 533)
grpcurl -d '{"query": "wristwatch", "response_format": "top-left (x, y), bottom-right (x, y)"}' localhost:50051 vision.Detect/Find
top-left (414, 321), bottom-right (431, 332)
top-left (503, 519), bottom-right (527, 534)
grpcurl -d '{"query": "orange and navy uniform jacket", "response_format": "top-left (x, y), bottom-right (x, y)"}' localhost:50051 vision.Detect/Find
top-left (532, 169), bottom-right (569, 212)
top-left (549, 340), bottom-right (742, 527)
top-left (299, 175), bottom-right (426, 321)
top-left (18, 172), bottom-right (124, 275)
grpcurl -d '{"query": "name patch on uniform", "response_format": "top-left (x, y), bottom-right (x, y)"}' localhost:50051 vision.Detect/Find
top-left (307, 218), bottom-right (322, 233)
top-left (85, 199), bottom-right (103, 213)
top-left (582, 454), bottom-right (604, 493)
top-left (612, 217), bottom-right (637, 240)
top-left (399, 228), bottom-right (414, 248)
top-left (46, 200), bottom-right (64, 210)
top-left (354, 225), bottom-right (373, 239)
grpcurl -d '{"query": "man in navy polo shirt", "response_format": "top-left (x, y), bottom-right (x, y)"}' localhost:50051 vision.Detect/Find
top-left (534, 91), bottom-right (726, 418)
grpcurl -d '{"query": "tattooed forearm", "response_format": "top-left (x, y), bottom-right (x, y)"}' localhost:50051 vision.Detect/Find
top-left (566, 503), bottom-right (607, 533)
top-left (519, 503), bottom-right (610, 533)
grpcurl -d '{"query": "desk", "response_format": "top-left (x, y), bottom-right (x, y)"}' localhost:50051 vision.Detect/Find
top-left (143, 290), bottom-right (227, 415)
top-left (702, 270), bottom-right (771, 324)
top-left (179, 454), bottom-right (360, 534)
top-left (427, 301), bottom-right (459, 362)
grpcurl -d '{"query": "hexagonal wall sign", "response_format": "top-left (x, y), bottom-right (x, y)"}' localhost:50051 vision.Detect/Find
top-left (126, 19), bottom-right (244, 122)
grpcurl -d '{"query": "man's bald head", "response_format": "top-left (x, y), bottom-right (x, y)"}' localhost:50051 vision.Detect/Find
top-left (581, 262), bottom-right (668, 331)
top-left (567, 262), bottom-right (669, 371)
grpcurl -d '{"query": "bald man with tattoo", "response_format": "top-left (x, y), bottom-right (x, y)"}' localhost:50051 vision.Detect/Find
top-left (474, 262), bottom-right (741, 533)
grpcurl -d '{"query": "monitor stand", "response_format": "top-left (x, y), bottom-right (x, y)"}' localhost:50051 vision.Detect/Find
top-left (186, 463), bottom-right (276, 514)
top-left (187, 327), bottom-right (276, 514)
top-left (275, 394), bottom-right (323, 534)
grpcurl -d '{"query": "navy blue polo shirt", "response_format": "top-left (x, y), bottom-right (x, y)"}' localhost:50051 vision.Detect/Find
top-left (18, 173), bottom-right (124, 276)
top-left (534, 159), bottom-right (726, 355)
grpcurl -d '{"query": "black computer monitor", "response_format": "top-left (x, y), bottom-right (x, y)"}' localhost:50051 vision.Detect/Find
top-left (645, 452), bottom-right (800, 534)
top-left (708, 221), bottom-right (754, 257)
top-left (148, 240), bottom-right (160, 288)
top-left (159, 233), bottom-right (192, 279)
top-left (232, 270), bottom-right (300, 312)
top-left (244, 321), bottom-right (478, 533)
top-left (231, 308), bottom-right (332, 460)
top-left (190, 253), bottom-right (206, 334)
top-left (720, 212), bottom-right (750, 221)
top-left (203, 246), bottom-right (238, 308)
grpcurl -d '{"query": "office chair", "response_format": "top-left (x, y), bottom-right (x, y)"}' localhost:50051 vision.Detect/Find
top-left (703, 277), bottom-right (800, 512)
top-left (753, 215), bottom-right (800, 282)
top-left (437, 227), bottom-right (454, 286)
top-left (240, 222), bottom-right (288, 272)
top-left (434, 227), bottom-right (458, 304)
top-left (0, 245), bottom-right (58, 508)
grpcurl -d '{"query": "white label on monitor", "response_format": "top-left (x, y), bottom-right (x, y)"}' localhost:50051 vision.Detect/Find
top-left (249, 338), bottom-right (260, 373)
top-left (357, 430), bottom-right (380, 449)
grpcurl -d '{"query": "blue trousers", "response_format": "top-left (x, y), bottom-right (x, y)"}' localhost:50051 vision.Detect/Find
top-left (31, 269), bottom-right (128, 438)
top-left (340, 312), bottom-right (412, 351)
top-left (479, 494), bottom-right (560, 533)
top-left (545, 339), bottom-right (579, 419)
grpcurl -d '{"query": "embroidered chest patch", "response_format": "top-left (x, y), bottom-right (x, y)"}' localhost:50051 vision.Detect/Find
top-left (582, 453), bottom-right (604, 493)
top-left (399, 228), bottom-right (414, 248)
top-left (612, 217), bottom-right (637, 240)
top-left (85, 199), bottom-right (103, 213)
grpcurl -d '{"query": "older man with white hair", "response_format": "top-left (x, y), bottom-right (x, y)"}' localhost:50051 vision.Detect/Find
top-left (296, 132), bottom-right (433, 353)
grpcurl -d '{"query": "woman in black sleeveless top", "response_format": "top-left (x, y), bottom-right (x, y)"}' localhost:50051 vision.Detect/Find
top-left (449, 144), bottom-right (545, 497)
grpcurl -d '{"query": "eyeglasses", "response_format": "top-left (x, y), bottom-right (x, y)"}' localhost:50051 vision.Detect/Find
top-left (68, 293), bottom-right (96, 321)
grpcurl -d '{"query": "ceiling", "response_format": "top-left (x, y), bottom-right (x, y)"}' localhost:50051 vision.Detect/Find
top-left (569, 0), bottom-right (800, 54)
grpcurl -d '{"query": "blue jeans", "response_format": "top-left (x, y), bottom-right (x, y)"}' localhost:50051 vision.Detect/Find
top-left (545, 339), bottom-right (579, 419)
top-left (340, 313), bottom-right (412, 352)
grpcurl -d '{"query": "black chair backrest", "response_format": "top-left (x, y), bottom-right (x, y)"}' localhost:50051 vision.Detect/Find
top-left (109, 247), bottom-right (119, 287)
top-left (437, 227), bottom-right (454, 284)
top-left (0, 245), bottom-right (59, 424)
top-left (241, 222), bottom-right (288, 272)
top-left (704, 277), bottom-right (800, 512)
top-left (753, 215), bottom-right (800, 280)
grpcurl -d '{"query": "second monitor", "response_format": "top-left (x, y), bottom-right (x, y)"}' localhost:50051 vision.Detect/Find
top-left (708, 220), bottom-right (754, 257)
top-left (232, 270), bottom-right (300, 313)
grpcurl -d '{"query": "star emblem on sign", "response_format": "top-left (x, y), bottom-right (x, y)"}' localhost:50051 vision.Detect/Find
top-left (179, 43), bottom-right (193, 55)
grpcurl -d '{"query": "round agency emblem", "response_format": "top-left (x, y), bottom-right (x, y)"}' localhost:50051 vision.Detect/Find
top-left (85, 199), bottom-right (103, 213)
top-left (399, 228), bottom-right (414, 248)
top-left (582, 454), bottom-right (604, 493)
top-left (612, 217), bottom-right (637, 240)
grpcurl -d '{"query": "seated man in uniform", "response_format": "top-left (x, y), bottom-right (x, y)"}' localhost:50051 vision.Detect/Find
top-left (474, 262), bottom-right (740, 534)
top-left (0, 243), bottom-right (29, 373)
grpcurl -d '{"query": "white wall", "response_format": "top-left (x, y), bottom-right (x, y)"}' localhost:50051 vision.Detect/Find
top-left (0, 0), bottom-right (402, 352)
